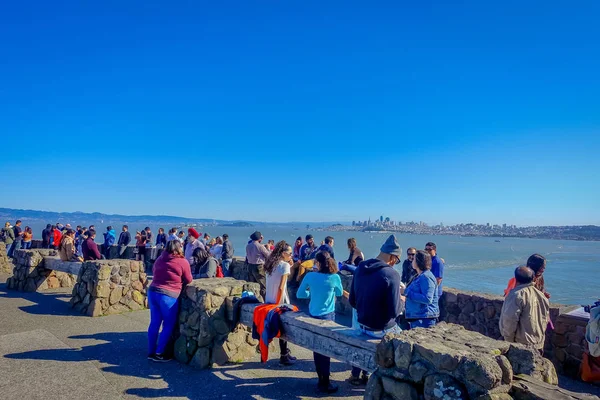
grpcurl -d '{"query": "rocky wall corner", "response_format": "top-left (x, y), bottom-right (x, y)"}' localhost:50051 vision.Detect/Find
top-left (367, 323), bottom-right (558, 400)
top-left (174, 278), bottom-right (261, 369)
top-left (0, 242), bottom-right (12, 274)
top-left (70, 260), bottom-right (148, 316)
top-left (6, 249), bottom-right (77, 291)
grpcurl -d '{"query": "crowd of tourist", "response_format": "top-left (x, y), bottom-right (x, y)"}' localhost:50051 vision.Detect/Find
top-left (0, 220), bottom-right (551, 394)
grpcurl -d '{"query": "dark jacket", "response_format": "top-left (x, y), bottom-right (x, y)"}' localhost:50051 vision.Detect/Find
top-left (118, 231), bottom-right (131, 246)
top-left (404, 270), bottom-right (439, 319)
top-left (82, 237), bottom-right (102, 260)
top-left (349, 258), bottom-right (402, 331)
top-left (156, 233), bottom-right (167, 247)
top-left (401, 259), bottom-right (417, 285)
top-left (222, 239), bottom-right (234, 259)
top-left (42, 228), bottom-right (52, 246)
top-left (299, 243), bottom-right (317, 261)
top-left (311, 244), bottom-right (335, 260)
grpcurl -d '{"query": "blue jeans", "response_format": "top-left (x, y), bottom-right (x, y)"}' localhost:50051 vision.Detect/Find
top-left (221, 259), bottom-right (232, 277)
top-left (352, 323), bottom-right (402, 377)
top-left (22, 241), bottom-right (32, 250)
top-left (311, 312), bottom-right (336, 376)
top-left (7, 240), bottom-right (21, 257)
top-left (409, 318), bottom-right (436, 329)
top-left (148, 290), bottom-right (179, 356)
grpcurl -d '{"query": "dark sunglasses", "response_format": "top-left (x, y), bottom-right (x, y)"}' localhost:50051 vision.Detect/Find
top-left (407, 253), bottom-right (416, 256)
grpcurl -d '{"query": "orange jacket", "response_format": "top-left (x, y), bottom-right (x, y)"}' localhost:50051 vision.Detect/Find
top-left (252, 303), bottom-right (298, 362)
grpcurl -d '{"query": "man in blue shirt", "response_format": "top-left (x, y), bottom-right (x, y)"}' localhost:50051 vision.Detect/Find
top-left (299, 235), bottom-right (318, 261)
top-left (425, 242), bottom-right (444, 296)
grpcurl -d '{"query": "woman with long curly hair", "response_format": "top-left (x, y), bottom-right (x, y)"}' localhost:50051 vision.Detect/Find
top-left (264, 240), bottom-right (296, 366)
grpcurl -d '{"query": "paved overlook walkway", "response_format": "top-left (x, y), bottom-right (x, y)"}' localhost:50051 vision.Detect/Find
top-left (0, 274), bottom-right (363, 400)
top-left (1, 273), bottom-right (599, 400)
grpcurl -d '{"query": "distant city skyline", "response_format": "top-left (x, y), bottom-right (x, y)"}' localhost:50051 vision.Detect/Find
top-left (0, 207), bottom-right (597, 229)
top-left (1, 2), bottom-right (599, 226)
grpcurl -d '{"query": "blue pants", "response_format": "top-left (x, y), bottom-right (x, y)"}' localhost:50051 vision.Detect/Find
top-left (148, 290), bottom-right (179, 356)
top-left (311, 312), bottom-right (335, 376)
top-left (22, 241), bottom-right (32, 250)
top-left (221, 259), bottom-right (232, 277)
top-left (8, 241), bottom-right (21, 257)
top-left (409, 318), bottom-right (436, 329)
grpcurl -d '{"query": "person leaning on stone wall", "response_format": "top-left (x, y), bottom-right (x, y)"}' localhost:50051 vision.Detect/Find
top-left (58, 229), bottom-right (83, 262)
top-left (245, 231), bottom-right (271, 298)
top-left (348, 234), bottom-right (403, 386)
top-left (148, 239), bottom-right (192, 362)
top-left (499, 266), bottom-right (550, 351)
top-left (1, 221), bottom-right (15, 255)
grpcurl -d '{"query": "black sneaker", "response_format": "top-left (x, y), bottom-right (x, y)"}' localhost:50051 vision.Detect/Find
top-left (347, 374), bottom-right (364, 386)
top-left (147, 354), bottom-right (155, 361)
top-left (150, 354), bottom-right (172, 363)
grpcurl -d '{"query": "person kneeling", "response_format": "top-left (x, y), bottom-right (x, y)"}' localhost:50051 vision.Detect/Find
top-left (297, 251), bottom-right (343, 393)
top-left (402, 250), bottom-right (439, 329)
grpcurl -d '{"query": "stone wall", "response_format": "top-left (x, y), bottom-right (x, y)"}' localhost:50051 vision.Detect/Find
top-left (552, 312), bottom-right (588, 379)
top-left (70, 259), bottom-right (148, 316)
top-left (174, 278), bottom-right (262, 369)
top-left (0, 242), bottom-right (11, 274)
top-left (229, 257), bottom-right (248, 280)
top-left (6, 249), bottom-right (78, 291)
top-left (368, 322), bottom-right (558, 400)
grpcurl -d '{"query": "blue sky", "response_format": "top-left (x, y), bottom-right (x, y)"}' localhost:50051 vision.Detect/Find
top-left (1, 1), bottom-right (599, 225)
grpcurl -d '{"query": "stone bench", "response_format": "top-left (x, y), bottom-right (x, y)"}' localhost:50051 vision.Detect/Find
top-left (6, 250), bottom-right (79, 292)
top-left (239, 302), bottom-right (380, 372)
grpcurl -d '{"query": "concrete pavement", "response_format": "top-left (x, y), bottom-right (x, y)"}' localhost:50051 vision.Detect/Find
top-left (0, 274), bottom-right (364, 400)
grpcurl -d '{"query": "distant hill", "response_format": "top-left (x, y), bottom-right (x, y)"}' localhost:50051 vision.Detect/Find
top-left (0, 207), bottom-right (238, 225)
top-left (0, 207), bottom-right (341, 227)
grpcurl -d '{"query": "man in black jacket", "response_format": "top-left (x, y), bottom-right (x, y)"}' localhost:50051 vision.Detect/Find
top-left (221, 234), bottom-right (235, 277)
top-left (348, 234), bottom-right (403, 386)
top-left (401, 247), bottom-right (418, 285)
top-left (42, 224), bottom-right (52, 249)
top-left (118, 225), bottom-right (132, 258)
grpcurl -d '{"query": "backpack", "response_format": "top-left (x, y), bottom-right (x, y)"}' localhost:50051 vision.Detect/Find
top-left (0, 229), bottom-right (6, 243)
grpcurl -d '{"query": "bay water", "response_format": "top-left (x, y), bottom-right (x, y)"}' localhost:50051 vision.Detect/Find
top-left (17, 222), bottom-right (600, 306)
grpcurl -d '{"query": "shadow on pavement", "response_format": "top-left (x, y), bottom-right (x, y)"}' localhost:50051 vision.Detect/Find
top-left (0, 283), bottom-right (76, 317)
top-left (4, 330), bottom-right (363, 399)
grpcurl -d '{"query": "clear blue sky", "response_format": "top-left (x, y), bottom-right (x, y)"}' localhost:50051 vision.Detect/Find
top-left (1, 1), bottom-right (599, 226)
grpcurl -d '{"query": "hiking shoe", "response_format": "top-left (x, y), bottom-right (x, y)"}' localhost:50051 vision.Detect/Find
top-left (147, 354), bottom-right (155, 360)
top-left (317, 376), bottom-right (339, 394)
top-left (347, 374), bottom-right (364, 386)
top-left (279, 354), bottom-right (296, 366)
top-left (150, 354), bottom-right (172, 363)
top-left (361, 372), bottom-right (370, 385)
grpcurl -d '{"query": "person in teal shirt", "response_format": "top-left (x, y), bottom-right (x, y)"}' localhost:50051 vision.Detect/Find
top-left (297, 250), bottom-right (343, 394)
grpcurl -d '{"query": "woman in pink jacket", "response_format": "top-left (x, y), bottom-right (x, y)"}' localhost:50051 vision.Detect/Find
top-left (147, 240), bottom-right (192, 362)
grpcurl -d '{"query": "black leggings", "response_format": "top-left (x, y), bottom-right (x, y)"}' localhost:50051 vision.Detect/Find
top-left (279, 339), bottom-right (288, 355)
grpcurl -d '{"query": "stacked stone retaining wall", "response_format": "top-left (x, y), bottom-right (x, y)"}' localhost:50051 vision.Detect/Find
top-left (70, 259), bottom-right (148, 316)
top-left (174, 278), bottom-right (262, 369)
top-left (0, 242), bottom-right (11, 274)
top-left (368, 323), bottom-right (558, 400)
top-left (6, 249), bottom-right (77, 291)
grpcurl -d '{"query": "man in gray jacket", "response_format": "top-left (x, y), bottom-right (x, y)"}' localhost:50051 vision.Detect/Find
top-left (221, 234), bottom-right (234, 277)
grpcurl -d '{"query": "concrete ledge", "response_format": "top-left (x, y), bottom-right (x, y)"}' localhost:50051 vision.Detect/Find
top-left (44, 257), bottom-right (82, 275)
top-left (6, 250), bottom-right (77, 292)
